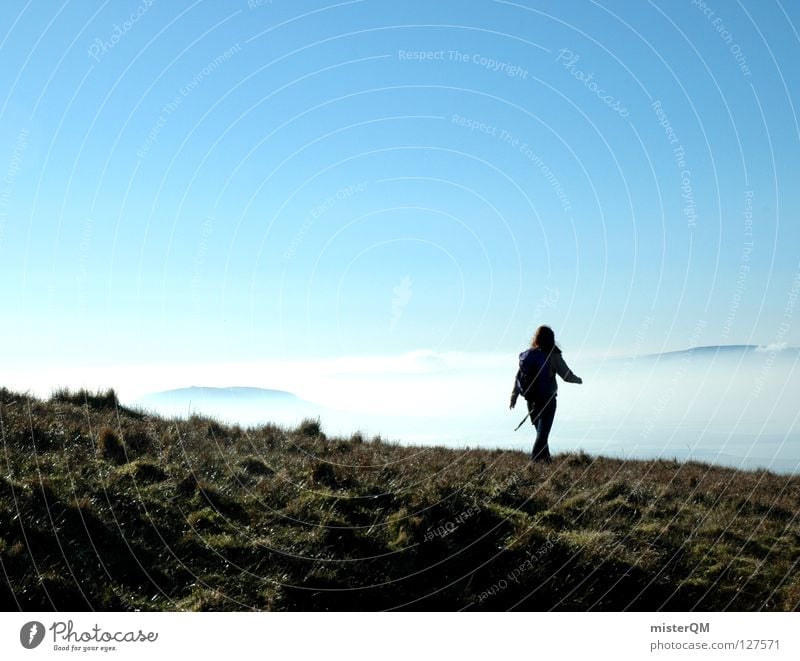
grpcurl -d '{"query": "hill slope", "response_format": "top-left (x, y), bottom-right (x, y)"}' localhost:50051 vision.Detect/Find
top-left (0, 386), bottom-right (798, 611)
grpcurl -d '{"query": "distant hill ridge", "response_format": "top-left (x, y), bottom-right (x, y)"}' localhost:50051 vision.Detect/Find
top-left (635, 343), bottom-right (798, 360)
top-left (133, 385), bottom-right (323, 426)
top-left (146, 386), bottom-right (302, 400)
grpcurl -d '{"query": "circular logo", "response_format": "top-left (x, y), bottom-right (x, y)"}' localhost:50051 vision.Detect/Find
top-left (20, 621), bottom-right (45, 649)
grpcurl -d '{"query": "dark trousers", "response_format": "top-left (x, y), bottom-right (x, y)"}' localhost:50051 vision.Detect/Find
top-left (527, 395), bottom-right (557, 461)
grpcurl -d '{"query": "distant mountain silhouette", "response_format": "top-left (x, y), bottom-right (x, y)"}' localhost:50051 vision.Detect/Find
top-left (133, 386), bottom-right (322, 425)
top-left (627, 344), bottom-right (799, 362)
top-left (142, 386), bottom-right (309, 403)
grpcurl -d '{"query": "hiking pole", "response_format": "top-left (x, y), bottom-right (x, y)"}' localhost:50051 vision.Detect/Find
top-left (514, 411), bottom-right (531, 431)
top-left (514, 405), bottom-right (546, 431)
top-left (513, 393), bottom-right (554, 431)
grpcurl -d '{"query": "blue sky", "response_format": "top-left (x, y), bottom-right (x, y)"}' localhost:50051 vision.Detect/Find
top-left (1, 0), bottom-right (799, 398)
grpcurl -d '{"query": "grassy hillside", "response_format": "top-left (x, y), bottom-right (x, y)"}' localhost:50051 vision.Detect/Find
top-left (0, 386), bottom-right (798, 611)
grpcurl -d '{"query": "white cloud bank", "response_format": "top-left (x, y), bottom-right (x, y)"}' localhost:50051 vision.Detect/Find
top-left (0, 350), bottom-right (514, 416)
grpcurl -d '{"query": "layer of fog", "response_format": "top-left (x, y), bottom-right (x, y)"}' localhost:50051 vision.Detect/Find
top-left (4, 345), bottom-right (796, 473)
top-left (129, 346), bottom-right (800, 474)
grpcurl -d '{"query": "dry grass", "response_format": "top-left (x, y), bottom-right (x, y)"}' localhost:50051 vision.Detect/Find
top-left (0, 385), bottom-right (798, 611)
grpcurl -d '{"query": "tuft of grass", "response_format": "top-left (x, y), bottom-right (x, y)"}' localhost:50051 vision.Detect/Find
top-left (239, 457), bottom-right (274, 476)
top-left (97, 426), bottom-right (127, 464)
top-left (114, 459), bottom-right (168, 484)
top-left (185, 508), bottom-right (229, 534)
top-left (52, 387), bottom-right (119, 410)
top-left (194, 481), bottom-right (247, 521)
top-left (564, 450), bottom-right (593, 467)
top-left (295, 417), bottom-right (324, 439)
top-left (310, 461), bottom-right (349, 489)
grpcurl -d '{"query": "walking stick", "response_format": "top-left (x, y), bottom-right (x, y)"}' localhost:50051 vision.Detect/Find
top-left (514, 411), bottom-right (531, 431)
top-left (513, 393), bottom-right (554, 431)
top-left (514, 403), bottom-right (545, 431)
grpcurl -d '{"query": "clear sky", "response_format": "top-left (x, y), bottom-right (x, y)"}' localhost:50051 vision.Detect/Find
top-left (1, 0), bottom-right (799, 399)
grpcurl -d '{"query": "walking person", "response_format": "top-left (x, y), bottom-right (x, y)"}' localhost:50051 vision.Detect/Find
top-left (510, 325), bottom-right (583, 462)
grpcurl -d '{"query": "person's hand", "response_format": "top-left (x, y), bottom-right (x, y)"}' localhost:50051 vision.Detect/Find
top-left (509, 393), bottom-right (518, 409)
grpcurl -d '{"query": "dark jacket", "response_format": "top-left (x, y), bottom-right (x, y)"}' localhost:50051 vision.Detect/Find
top-left (511, 347), bottom-right (581, 399)
top-left (544, 348), bottom-right (582, 394)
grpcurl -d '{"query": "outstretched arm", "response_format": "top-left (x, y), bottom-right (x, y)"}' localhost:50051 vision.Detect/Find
top-left (552, 352), bottom-right (583, 384)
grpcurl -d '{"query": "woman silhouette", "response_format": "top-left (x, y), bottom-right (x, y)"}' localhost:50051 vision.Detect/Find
top-left (510, 325), bottom-right (583, 462)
